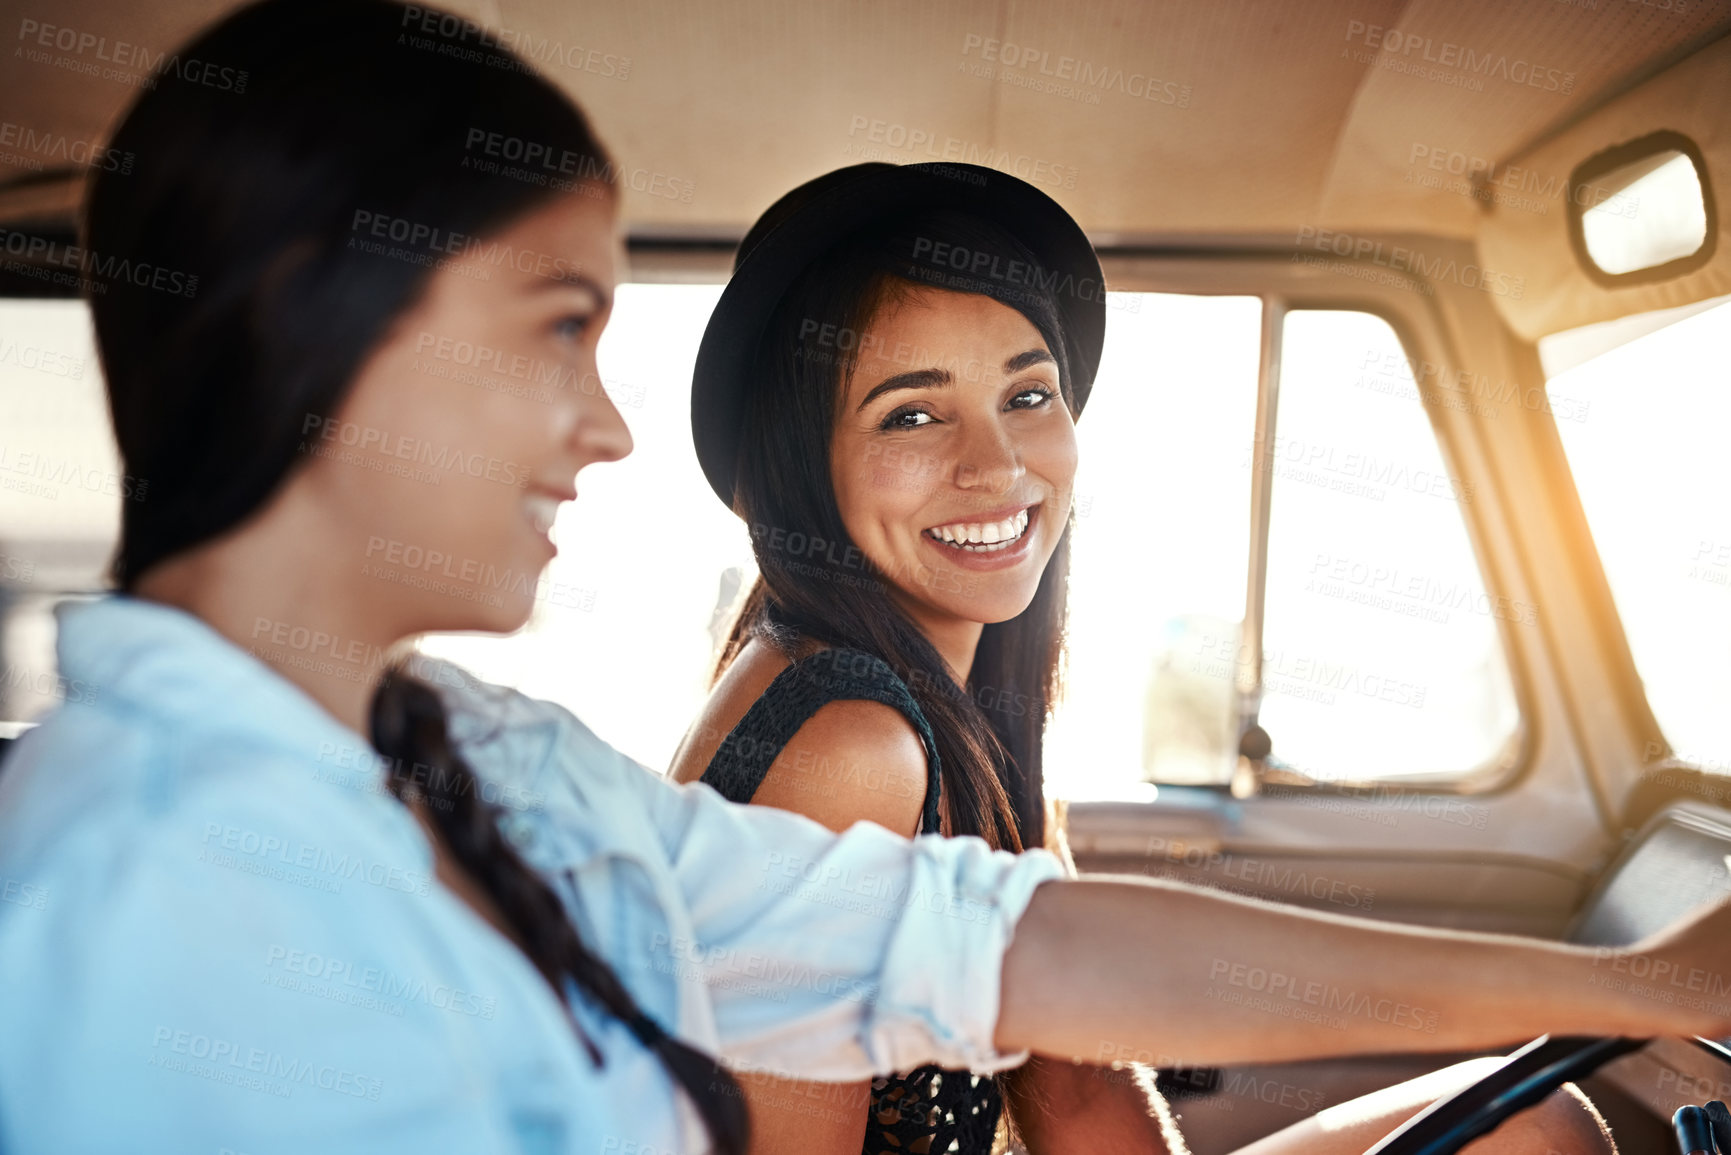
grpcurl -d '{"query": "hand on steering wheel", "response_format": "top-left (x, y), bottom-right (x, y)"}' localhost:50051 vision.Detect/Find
top-left (1365, 1037), bottom-right (1731, 1155)
top-left (1362, 1036), bottom-right (1643, 1155)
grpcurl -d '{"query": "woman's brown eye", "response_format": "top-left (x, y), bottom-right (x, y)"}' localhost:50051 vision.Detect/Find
top-left (1010, 388), bottom-right (1055, 409)
top-left (880, 408), bottom-right (935, 431)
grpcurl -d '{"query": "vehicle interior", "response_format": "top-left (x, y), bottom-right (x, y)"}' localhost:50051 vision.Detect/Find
top-left (2, 1), bottom-right (1729, 1151)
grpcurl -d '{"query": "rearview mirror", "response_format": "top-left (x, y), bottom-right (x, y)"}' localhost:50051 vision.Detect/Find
top-left (1569, 131), bottom-right (1716, 286)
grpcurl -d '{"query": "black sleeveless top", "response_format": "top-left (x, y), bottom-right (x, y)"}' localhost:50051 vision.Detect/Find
top-left (700, 647), bottom-right (1004, 1155)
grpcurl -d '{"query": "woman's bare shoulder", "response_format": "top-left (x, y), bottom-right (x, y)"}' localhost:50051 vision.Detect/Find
top-left (669, 640), bottom-right (929, 837)
top-left (755, 697), bottom-right (928, 836)
top-left (667, 640), bottom-right (791, 786)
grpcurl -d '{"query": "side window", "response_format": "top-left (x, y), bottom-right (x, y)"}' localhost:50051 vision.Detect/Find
top-left (1045, 294), bottom-right (1261, 796)
top-left (0, 300), bottom-right (115, 723)
top-left (1256, 311), bottom-right (1520, 783)
top-left (1047, 302), bottom-right (1521, 795)
top-left (1539, 296), bottom-right (1731, 773)
top-left (0, 291), bottom-right (1523, 794)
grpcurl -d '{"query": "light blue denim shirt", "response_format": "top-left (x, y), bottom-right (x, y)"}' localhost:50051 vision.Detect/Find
top-left (0, 597), bottom-right (1063, 1153)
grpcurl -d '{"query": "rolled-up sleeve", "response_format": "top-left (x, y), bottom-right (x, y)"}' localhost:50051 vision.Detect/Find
top-left (429, 661), bottom-right (1067, 1083)
top-left (638, 769), bottom-right (1065, 1079)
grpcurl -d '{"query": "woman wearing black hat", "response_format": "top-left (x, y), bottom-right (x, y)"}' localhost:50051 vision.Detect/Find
top-left (671, 164), bottom-right (1158, 1153)
top-left (669, 166), bottom-right (1625, 1155)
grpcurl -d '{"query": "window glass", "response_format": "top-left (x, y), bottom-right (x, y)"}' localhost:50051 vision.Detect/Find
top-left (437, 288), bottom-right (1265, 789)
top-left (1256, 310), bottom-right (1520, 783)
top-left (0, 289), bottom-right (756, 760)
top-left (432, 287), bottom-right (1266, 791)
top-left (0, 300), bottom-right (114, 722)
top-left (0, 293), bottom-right (1523, 795)
top-left (1043, 294), bottom-right (1261, 798)
top-left (0, 300), bottom-right (116, 541)
top-left (1539, 297), bottom-right (1731, 773)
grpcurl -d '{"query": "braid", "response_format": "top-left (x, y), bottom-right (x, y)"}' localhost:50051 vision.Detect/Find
top-left (370, 667), bottom-right (748, 1153)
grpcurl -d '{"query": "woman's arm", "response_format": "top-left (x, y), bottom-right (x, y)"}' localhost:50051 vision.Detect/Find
top-left (731, 1068), bottom-right (871, 1155)
top-left (998, 801), bottom-right (1185, 1155)
top-left (997, 875), bottom-right (1731, 1067)
top-left (1001, 1055), bottom-right (1186, 1155)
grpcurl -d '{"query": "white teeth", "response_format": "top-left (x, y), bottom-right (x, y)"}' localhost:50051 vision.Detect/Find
top-left (524, 494), bottom-right (560, 536)
top-left (925, 507), bottom-right (1032, 552)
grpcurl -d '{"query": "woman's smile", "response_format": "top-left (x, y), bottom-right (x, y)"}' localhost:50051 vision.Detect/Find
top-left (521, 485), bottom-right (576, 553)
top-left (920, 503), bottom-right (1039, 570)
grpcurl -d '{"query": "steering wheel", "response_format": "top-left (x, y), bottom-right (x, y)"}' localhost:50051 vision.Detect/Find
top-left (1361, 1034), bottom-right (1705, 1155)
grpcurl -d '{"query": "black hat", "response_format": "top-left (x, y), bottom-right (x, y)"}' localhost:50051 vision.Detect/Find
top-left (689, 162), bottom-right (1106, 510)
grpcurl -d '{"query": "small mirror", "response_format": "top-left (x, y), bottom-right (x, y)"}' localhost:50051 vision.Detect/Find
top-left (1582, 151), bottom-right (1706, 273)
top-left (1141, 614), bottom-right (1241, 787)
top-left (1571, 132), bottom-right (1716, 285)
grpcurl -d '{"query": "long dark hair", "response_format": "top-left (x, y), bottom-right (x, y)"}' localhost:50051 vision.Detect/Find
top-left (85, 1), bottom-right (746, 1149)
top-left (719, 211), bottom-right (1074, 852)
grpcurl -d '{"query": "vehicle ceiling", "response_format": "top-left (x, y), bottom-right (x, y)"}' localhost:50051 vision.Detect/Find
top-left (3, 0), bottom-right (1728, 242)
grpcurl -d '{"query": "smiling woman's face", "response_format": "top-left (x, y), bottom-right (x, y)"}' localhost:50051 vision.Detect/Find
top-left (830, 285), bottom-right (1078, 641)
top-left (295, 187), bottom-right (632, 636)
